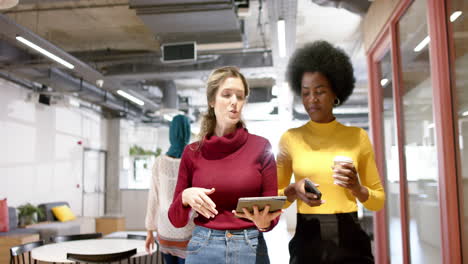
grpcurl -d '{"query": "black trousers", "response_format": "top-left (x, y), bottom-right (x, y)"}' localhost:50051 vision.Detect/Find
top-left (289, 212), bottom-right (374, 264)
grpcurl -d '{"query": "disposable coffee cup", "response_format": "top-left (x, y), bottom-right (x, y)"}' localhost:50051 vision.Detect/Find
top-left (333, 156), bottom-right (354, 185)
top-left (333, 156), bottom-right (353, 166)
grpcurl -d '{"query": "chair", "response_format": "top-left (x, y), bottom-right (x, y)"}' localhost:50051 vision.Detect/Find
top-left (67, 248), bottom-right (137, 264)
top-left (50, 232), bottom-right (102, 243)
top-left (10, 240), bottom-right (45, 264)
top-left (126, 234), bottom-right (162, 264)
top-left (126, 234), bottom-right (147, 241)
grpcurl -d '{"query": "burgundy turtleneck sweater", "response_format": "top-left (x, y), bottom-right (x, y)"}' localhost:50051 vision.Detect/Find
top-left (168, 127), bottom-right (279, 231)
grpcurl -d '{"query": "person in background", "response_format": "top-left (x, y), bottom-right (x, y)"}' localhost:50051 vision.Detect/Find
top-left (145, 114), bottom-right (194, 264)
top-left (168, 66), bottom-right (282, 264)
top-left (277, 41), bottom-right (385, 264)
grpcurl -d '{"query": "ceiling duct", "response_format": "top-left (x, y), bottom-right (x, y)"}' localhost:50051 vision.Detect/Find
top-left (311, 0), bottom-right (371, 15)
top-left (38, 68), bottom-right (143, 117)
top-left (0, 40), bottom-right (29, 62)
top-left (153, 80), bottom-right (178, 109)
top-left (105, 50), bottom-right (273, 79)
top-left (129, 0), bottom-right (242, 44)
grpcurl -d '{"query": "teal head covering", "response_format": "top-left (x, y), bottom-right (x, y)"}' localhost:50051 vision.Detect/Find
top-left (166, 115), bottom-right (191, 158)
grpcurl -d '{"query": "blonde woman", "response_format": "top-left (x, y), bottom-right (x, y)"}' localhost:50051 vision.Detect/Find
top-left (169, 66), bottom-right (282, 264)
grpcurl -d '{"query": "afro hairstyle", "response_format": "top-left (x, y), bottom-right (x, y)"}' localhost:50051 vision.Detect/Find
top-left (286, 40), bottom-right (355, 106)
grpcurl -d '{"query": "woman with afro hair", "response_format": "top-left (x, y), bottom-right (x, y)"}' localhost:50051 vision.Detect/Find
top-left (277, 40), bottom-right (385, 263)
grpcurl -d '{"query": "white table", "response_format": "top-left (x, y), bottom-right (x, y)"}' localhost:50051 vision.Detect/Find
top-left (31, 238), bottom-right (148, 263)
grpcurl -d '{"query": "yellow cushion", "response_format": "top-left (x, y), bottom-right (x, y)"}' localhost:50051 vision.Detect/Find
top-left (51, 205), bottom-right (76, 222)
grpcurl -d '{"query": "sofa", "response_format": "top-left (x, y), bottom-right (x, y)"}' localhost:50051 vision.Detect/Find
top-left (24, 201), bottom-right (95, 242)
top-left (0, 207), bottom-right (39, 237)
top-left (0, 207), bottom-right (40, 264)
top-left (0, 202), bottom-right (95, 263)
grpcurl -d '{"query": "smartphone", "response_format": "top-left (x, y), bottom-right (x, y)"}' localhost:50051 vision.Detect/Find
top-left (304, 179), bottom-right (322, 200)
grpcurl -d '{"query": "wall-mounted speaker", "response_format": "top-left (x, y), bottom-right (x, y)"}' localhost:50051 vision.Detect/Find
top-left (38, 94), bottom-right (51, 105)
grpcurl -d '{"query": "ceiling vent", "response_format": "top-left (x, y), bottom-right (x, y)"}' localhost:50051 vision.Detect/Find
top-left (129, 0), bottom-right (242, 44)
top-left (161, 42), bottom-right (197, 63)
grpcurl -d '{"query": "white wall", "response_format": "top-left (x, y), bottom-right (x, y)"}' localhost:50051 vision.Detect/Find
top-left (0, 78), bottom-right (108, 216)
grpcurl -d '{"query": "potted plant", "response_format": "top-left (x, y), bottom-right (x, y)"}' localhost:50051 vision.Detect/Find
top-left (17, 203), bottom-right (44, 226)
top-left (129, 145), bottom-right (162, 157)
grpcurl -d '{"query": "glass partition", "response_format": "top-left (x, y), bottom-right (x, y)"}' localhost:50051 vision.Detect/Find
top-left (398, 0), bottom-right (441, 262)
top-left (447, 1), bottom-right (468, 262)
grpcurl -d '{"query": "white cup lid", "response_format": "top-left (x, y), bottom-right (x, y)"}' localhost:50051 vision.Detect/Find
top-left (333, 155), bottom-right (353, 163)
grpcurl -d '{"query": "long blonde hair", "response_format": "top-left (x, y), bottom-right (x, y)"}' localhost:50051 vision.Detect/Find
top-left (197, 66), bottom-right (249, 143)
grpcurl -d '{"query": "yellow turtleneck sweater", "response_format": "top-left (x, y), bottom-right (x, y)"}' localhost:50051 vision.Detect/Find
top-left (277, 119), bottom-right (385, 214)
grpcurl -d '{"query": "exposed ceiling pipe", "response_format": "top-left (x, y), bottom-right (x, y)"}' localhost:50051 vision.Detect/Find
top-left (0, 14), bottom-right (123, 96)
top-left (0, 71), bottom-right (35, 90)
top-left (42, 68), bottom-right (144, 118)
top-left (154, 80), bottom-right (178, 109)
top-left (104, 50), bottom-right (273, 78)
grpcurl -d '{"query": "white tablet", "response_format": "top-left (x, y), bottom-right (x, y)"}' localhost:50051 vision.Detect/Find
top-left (235, 196), bottom-right (287, 213)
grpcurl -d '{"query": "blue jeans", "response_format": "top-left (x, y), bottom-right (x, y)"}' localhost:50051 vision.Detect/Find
top-left (185, 226), bottom-right (270, 264)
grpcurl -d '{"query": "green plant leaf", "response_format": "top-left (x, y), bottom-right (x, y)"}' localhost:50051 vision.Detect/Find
top-left (17, 203), bottom-right (44, 219)
top-left (129, 145), bottom-right (162, 157)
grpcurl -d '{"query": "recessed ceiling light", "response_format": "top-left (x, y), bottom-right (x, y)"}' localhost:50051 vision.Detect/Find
top-left (450, 11), bottom-right (462, 22)
top-left (380, 78), bottom-right (389, 86)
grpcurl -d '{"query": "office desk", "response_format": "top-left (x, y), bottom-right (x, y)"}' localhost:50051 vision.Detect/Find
top-left (31, 238), bottom-right (147, 263)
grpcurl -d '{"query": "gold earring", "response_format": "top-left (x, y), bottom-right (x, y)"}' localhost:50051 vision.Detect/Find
top-left (333, 97), bottom-right (341, 106)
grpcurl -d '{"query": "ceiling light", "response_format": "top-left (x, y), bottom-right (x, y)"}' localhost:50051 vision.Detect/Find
top-left (163, 114), bottom-right (173, 122)
top-left (414, 36), bottom-right (430, 52)
top-left (96, 79), bottom-right (104, 87)
top-left (277, 19), bottom-right (286, 58)
top-left (16, 36), bottom-right (75, 69)
top-left (462, 111), bottom-right (468, 117)
top-left (117, 90), bottom-right (145, 106)
top-left (380, 78), bottom-right (389, 86)
top-left (271, 85), bottom-right (279, 96)
top-left (68, 97), bottom-right (80, 107)
top-left (450, 11), bottom-right (462, 22)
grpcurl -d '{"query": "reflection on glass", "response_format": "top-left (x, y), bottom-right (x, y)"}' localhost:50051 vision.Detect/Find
top-left (447, 1), bottom-right (468, 262)
top-left (379, 51), bottom-right (403, 264)
top-left (399, 0), bottom-right (441, 263)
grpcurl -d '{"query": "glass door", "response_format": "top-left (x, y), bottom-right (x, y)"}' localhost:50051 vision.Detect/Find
top-left (378, 50), bottom-right (404, 264)
top-left (398, 1), bottom-right (442, 262)
top-left (446, 0), bottom-right (468, 262)
top-left (82, 149), bottom-right (106, 217)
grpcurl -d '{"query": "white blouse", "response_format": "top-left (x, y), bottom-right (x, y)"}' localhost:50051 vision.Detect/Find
top-left (145, 155), bottom-right (194, 244)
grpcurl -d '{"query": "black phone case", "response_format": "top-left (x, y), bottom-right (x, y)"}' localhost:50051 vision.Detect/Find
top-left (304, 179), bottom-right (322, 200)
